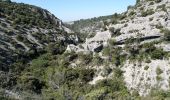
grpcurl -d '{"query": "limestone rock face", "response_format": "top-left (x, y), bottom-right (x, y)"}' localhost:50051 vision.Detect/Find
top-left (66, 30), bottom-right (112, 53)
top-left (112, 0), bottom-right (170, 96)
top-left (122, 60), bottom-right (170, 96)
top-left (67, 0), bottom-right (170, 54)
top-left (66, 0), bottom-right (170, 96)
top-left (84, 30), bottom-right (112, 51)
top-left (112, 0), bottom-right (170, 43)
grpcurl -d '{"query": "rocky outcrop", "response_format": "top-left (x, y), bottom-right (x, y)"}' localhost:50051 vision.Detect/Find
top-left (66, 30), bottom-right (112, 52)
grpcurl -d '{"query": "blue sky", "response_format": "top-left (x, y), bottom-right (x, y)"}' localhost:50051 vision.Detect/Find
top-left (12, 0), bottom-right (136, 22)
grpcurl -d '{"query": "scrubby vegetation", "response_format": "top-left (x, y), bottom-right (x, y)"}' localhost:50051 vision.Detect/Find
top-left (1, 48), bottom-right (130, 99)
top-left (105, 37), bottom-right (168, 64)
top-left (67, 13), bottom-right (125, 34)
top-left (141, 9), bottom-right (155, 17)
top-left (1, 0), bottom-right (170, 99)
top-left (0, 0), bottom-right (73, 72)
top-left (0, 1), bottom-right (58, 29)
top-left (162, 29), bottom-right (170, 42)
top-left (3, 44), bottom-right (170, 99)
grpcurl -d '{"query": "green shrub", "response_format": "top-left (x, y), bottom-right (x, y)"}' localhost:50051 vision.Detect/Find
top-left (149, 17), bottom-right (153, 21)
top-left (145, 59), bottom-right (151, 63)
top-left (102, 47), bottom-right (110, 56)
top-left (156, 67), bottom-right (163, 75)
top-left (109, 28), bottom-right (122, 37)
top-left (124, 24), bottom-right (128, 27)
top-left (141, 9), bottom-right (155, 17)
top-left (156, 24), bottom-right (163, 29)
top-left (129, 11), bottom-right (136, 16)
top-left (78, 53), bottom-right (93, 65)
top-left (65, 68), bottom-right (79, 82)
top-left (157, 4), bottom-right (166, 12)
top-left (102, 66), bottom-right (112, 76)
top-left (142, 42), bottom-right (156, 52)
top-left (125, 37), bottom-right (136, 44)
top-left (156, 75), bottom-right (162, 81)
top-left (1, 22), bottom-right (7, 27)
top-left (109, 27), bottom-right (115, 33)
top-left (111, 54), bottom-right (121, 66)
top-left (78, 68), bottom-right (95, 83)
top-left (85, 88), bottom-right (107, 99)
top-left (139, 7), bottom-right (144, 11)
top-left (162, 29), bottom-right (170, 41)
top-left (20, 76), bottom-right (46, 94)
top-left (92, 55), bottom-right (103, 65)
top-left (150, 89), bottom-right (170, 99)
top-left (95, 78), bottom-right (130, 99)
top-left (155, 0), bottom-right (162, 3)
top-left (47, 41), bottom-right (66, 55)
top-left (108, 39), bottom-right (116, 46)
top-left (114, 68), bottom-right (123, 78)
top-left (132, 90), bottom-right (140, 97)
top-left (151, 49), bottom-right (166, 60)
top-left (30, 54), bottom-right (52, 69)
top-left (87, 33), bottom-right (96, 38)
top-left (6, 30), bottom-right (15, 36)
top-left (149, 2), bottom-right (154, 5)
top-left (11, 62), bottom-right (26, 74)
top-left (16, 34), bottom-right (24, 41)
top-left (144, 66), bottom-right (149, 70)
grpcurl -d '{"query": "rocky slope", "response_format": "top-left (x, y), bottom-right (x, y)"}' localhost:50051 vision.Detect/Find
top-left (112, 0), bottom-right (170, 96)
top-left (0, 1), bottom-right (76, 71)
top-left (67, 0), bottom-right (170, 96)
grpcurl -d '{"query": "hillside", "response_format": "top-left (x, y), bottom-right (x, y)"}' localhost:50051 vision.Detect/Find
top-left (1, 0), bottom-right (170, 100)
top-left (66, 0), bottom-right (170, 98)
top-left (66, 14), bottom-right (118, 33)
top-left (0, 1), bottom-right (78, 99)
top-left (0, 0), bottom-right (76, 71)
